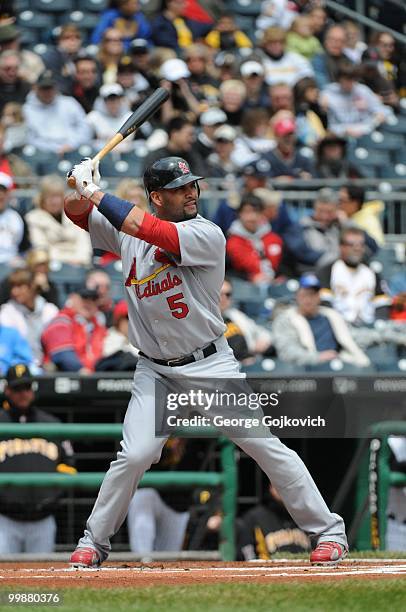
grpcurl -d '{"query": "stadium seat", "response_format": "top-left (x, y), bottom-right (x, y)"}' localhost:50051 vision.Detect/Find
top-left (99, 262), bottom-right (125, 302)
top-left (100, 157), bottom-right (143, 179)
top-left (32, 0), bottom-right (74, 12)
top-left (14, 0), bottom-right (31, 10)
top-left (356, 131), bottom-right (404, 153)
top-left (381, 116), bottom-right (406, 136)
top-left (37, 157), bottom-right (72, 177)
top-left (17, 11), bottom-right (56, 31)
top-left (348, 147), bottom-right (390, 178)
top-left (48, 263), bottom-right (87, 304)
top-left (378, 163), bottom-right (406, 179)
top-left (233, 15), bottom-right (257, 40)
top-left (241, 358), bottom-right (300, 375)
top-left (226, 0), bottom-right (262, 17)
top-left (393, 147), bottom-right (406, 164)
top-left (58, 11), bottom-right (100, 30)
top-left (365, 344), bottom-right (400, 372)
top-left (268, 280), bottom-right (299, 300)
top-left (20, 146), bottom-right (56, 174)
top-left (80, 0), bottom-right (109, 11)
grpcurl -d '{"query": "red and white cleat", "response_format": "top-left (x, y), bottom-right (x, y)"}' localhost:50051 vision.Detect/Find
top-left (70, 547), bottom-right (101, 568)
top-left (310, 542), bottom-right (348, 566)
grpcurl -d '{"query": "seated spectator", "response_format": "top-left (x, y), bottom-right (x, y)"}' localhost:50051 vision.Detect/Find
top-left (0, 364), bottom-right (76, 553)
top-left (286, 16), bottom-right (322, 61)
top-left (0, 171), bottom-right (30, 266)
top-left (232, 108), bottom-right (274, 168)
top-left (184, 44), bottom-right (220, 105)
top-left (219, 79), bottom-right (247, 126)
top-left (318, 227), bottom-right (391, 327)
top-left (143, 116), bottom-right (207, 177)
top-left (240, 61), bottom-right (269, 111)
top-left (70, 55), bottom-right (101, 114)
top-left (0, 102), bottom-right (27, 152)
top-left (41, 288), bottom-right (107, 373)
top-left (293, 77), bottom-right (328, 145)
top-left (85, 269), bottom-right (115, 327)
top-left (0, 22), bottom-right (44, 84)
top-left (205, 13), bottom-right (252, 51)
top-left (220, 278), bottom-right (273, 359)
top-left (25, 175), bottom-right (92, 267)
top-left (97, 28), bottom-right (125, 84)
top-left (312, 24), bottom-right (351, 90)
top-left (41, 24), bottom-right (83, 95)
top-left (213, 159), bottom-right (270, 234)
top-left (269, 82), bottom-right (294, 115)
top-left (150, 0), bottom-right (197, 52)
top-left (283, 188), bottom-right (340, 274)
top-left (238, 483), bottom-right (311, 560)
top-left (129, 38), bottom-right (157, 89)
top-left (90, 0), bottom-right (152, 52)
top-left (159, 58), bottom-right (202, 121)
top-left (196, 107), bottom-right (228, 160)
top-left (253, 187), bottom-right (293, 239)
top-left (315, 133), bottom-right (363, 179)
top-left (116, 55), bottom-right (151, 110)
top-left (338, 185), bottom-right (384, 246)
top-left (321, 63), bottom-right (392, 138)
top-left (256, 0), bottom-right (297, 32)
top-left (226, 195), bottom-right (283, 285)
top-left (23, 70), bottom-right (91, 155)
top-left (0, 124), bottom-right (33, 186)
top-left (0, 325), bottom-right (33, 375)
top-left (369, 31), bottom-right (403, 97)
top-left (115, 178), bottom-right (148, 211)
top-left (87, 84), bottom-right (133, 153)
top-left (0, 269), bottom-right (58, 370)
top-left (358, 48), bottom-right (399, 111)
top-left (260, 27), bottom-right (314, 88)
top-left (264, 114), bottom-right (316, 179)
top-left (207, 124), bottom-right (239, 181)
top-left (96, 300), bottom-right (138, 371)
top-left (306, 6), bottom-right (327, 43)
top-left (343, 20), bottom-right (367, 64)
top-left (0, 49), bottom-right (31, 115)
top-left (0, 249), bottom-right (59, 307)
top-left (272, 273), bottom-right (370, 367)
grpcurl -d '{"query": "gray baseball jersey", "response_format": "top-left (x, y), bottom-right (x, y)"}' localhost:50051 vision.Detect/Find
top-left (88, 209), bottom-right (226, 359)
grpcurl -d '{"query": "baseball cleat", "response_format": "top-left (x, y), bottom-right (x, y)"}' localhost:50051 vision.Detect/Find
top-left (310, 541), bottom-right (348, 566)
top-left (70, 546), bottom-right (101, 568)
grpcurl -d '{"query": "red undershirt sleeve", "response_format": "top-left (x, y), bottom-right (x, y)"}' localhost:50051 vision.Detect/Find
top-left (64, 203), bottom-right (94, 232)
top-left (135, 212), bottom-right (180, 256)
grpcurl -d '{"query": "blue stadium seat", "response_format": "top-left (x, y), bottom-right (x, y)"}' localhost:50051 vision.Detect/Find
top-left (347, 147), bottom-right (390, 178)
top-left (100, 157), bottom-right (143, 179)
top-left (48, 263), bottom-right (87, 304)
top-left (365, 344), bottom-right (400, 372)
top-left (17, 11), bottom-right (56, 31)
top-left (37, 157), bottom-right (72, 177)
top-left (20, 146), bottom-right (55, 174)
top-left (393, 148), bottom-right (406, 164)
top-left (14, 0), bottom-right (31, 10)
top-left (33, 0), bottom-right (74, 12)
top-left (381, 116), bottom-right (406, 136)
top-left (378, 163), bottom-right (406, 179)
top-left (241, 358), bottom-right (300, 375)
top-left (99, 262), bottom-right (125, 302)
top-left (268, 280), bottom-right (299, 300)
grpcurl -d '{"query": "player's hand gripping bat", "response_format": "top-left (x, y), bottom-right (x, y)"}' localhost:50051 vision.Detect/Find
top-left (66, 87), bottom-right (169, 189)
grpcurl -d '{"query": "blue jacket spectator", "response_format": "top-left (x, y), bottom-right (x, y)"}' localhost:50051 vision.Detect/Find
top-left (0, 325), bottom-right (33, 375)
top-left (90, 1), bottom-right (152, 52)
top-left (311, 24), bottom-right (351, 90)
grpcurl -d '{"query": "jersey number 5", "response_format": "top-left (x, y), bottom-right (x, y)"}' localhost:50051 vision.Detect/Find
top-left (167, 293), bottom-right (189, 319)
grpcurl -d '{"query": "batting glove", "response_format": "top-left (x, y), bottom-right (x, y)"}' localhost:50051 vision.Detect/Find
top-left (69, 158), bottom-right (100, 199)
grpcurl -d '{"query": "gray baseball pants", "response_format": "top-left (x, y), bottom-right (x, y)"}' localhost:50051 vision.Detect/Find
top-left (77, 337), bottom-right (347, 560)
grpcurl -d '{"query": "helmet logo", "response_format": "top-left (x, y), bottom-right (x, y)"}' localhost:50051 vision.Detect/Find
top-left (178, 161), bottom-right (190, 174)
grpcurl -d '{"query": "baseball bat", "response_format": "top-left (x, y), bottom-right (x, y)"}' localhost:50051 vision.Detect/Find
top-left (67, 87), bottom-right (169, 188)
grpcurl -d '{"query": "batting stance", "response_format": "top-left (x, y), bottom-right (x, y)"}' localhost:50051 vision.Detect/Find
top-left (65, 157), bottom-right (348, 566)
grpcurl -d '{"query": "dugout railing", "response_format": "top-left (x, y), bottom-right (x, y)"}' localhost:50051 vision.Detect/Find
top-left (0, 423), bottom-right (237, 561)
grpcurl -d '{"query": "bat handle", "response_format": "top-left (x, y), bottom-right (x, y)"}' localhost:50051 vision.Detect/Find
top-left (66, 155), bottom-right (99, 190)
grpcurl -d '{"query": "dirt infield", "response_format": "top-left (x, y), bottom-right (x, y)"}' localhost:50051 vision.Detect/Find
top-left (0, 560), bottom-right (405, 588)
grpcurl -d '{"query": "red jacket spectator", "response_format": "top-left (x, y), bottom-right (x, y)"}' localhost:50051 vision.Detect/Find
top-left (41, 290), bottom-right (106, 372)
top-left (226, 195), bottom-right (283, 283)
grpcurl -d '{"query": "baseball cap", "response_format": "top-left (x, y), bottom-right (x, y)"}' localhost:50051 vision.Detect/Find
top-left (0, 24), bottom-right (20, 43)
top-left (36, 70), bottom-right (57, 88)
top-left (117, 55), bottom-right (135, 73)
top-left (100, 83), bottom-right (124, 99)
top-left (214, 125), bottom-right (237, 142)
top-left (240, 61), bottom-right (264, 78)
top-left (6, 364), bottom-right (34, 389)
top-left (160, 58), bottom-right (190, 82)
top-left (129, 38), bottom-right (149, 55)
top-left (0, 172), bottom-right (13, 190)
top-left (200, 108), bottom-right (227, 126)
top-left (242, 158), bottom-right (271, 178)
top-left (113, 299), bottom-right (128, 324)
top-left (299, 273), bottom-right (321, 290)
top-left (273, 116), bottom-right (296, 137)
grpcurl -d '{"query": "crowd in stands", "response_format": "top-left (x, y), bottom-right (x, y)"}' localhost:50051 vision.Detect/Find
top-left (0, 0), bottom-right (403, 377)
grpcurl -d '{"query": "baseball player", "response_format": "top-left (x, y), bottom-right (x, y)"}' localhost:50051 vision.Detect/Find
top-left (65, 156), bottom-right (348, 566)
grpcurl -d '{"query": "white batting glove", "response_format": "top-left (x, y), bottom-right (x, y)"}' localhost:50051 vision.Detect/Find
top-left (69, 158), bottom-right (100, 199)
top-left (93, 159), bottom-right (101, 184)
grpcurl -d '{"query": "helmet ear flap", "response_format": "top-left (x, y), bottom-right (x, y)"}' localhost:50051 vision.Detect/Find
top-left (196, 181), bottom-right (200, 197)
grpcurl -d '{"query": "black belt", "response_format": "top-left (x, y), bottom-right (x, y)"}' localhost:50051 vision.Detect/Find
top-left (139, 342), bottom-right (217, 367)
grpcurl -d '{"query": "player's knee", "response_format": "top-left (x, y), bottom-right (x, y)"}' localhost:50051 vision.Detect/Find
top-left (124, 446), bottom-right (162, 470)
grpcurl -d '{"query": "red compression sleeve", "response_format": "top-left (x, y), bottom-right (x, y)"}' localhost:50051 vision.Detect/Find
top-left (136, 212), bottom-right (180, 256)
top-left (65, 203), bottom-right (94, 231)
